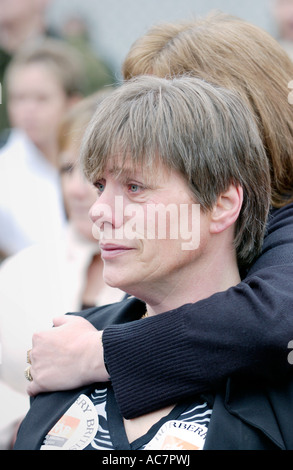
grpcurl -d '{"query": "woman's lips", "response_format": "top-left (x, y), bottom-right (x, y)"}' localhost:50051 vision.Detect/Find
top-left (99, 243), bottom-right (134, 259)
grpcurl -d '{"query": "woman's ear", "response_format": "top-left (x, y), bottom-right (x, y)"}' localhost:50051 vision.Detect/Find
top-left (210, 185), bottom-right (243, 234)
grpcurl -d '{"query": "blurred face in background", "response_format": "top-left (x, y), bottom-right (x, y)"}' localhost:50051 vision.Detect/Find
top-left (273, 0), bottom-right (293, 40)
top-left (60, 141), bottom-right (97, 241)
top-left (7, 62), bottom-right (70, 152)
top-left (0, 0), bottom-right (38, 24)
top-left (0, 0), bottom-right (51, 52)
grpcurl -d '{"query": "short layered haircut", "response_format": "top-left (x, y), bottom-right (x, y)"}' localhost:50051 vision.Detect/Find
top-left (80, 75), bottom-right (271, 268)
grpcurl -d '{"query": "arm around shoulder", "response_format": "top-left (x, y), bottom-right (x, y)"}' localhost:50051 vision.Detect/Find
top-left (103, 204), bottom-right (293, 418)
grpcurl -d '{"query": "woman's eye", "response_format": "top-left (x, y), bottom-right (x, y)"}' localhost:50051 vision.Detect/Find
top-left (94, 181), bottom-right (105, 194)
top-left (128, 184), bottom-right (140, 193)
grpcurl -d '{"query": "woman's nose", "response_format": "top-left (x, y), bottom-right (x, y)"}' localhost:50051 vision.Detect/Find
top-left (89, 189), bottom-right (124, 230)
top-left (89, 197), bottom-right (114, 227)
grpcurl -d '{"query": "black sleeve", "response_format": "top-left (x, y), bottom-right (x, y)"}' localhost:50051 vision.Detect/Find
top-left (103, 203), bottom-right (293, 419)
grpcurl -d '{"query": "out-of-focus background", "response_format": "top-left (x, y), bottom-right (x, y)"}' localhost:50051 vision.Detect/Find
top-left (45, 0), bottom-right (277, 81)
top-left (1, 0), bottom-right (293, 450)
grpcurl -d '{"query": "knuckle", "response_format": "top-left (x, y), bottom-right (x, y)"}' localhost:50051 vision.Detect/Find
top-left (32, 329), bottom-right (46, 346)
top-left (31, 330), bottom-right (41, 344)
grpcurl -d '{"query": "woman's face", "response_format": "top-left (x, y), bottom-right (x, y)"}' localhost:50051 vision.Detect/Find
top-left (60, 143), bottom-right (97, 241)
top-left (7, 62), bottom-right (69, 150)
top-left (89, 158), bottom-right (211, 300)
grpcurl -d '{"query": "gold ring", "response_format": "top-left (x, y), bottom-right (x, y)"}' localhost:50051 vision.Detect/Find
top-left (27, 349), bottom-right (32, 364)
top-left (24, 366), bottom-right (33, 382)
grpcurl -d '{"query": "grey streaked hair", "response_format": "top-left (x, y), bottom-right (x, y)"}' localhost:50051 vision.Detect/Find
top-left (80, 75), bottom-right (271, 267)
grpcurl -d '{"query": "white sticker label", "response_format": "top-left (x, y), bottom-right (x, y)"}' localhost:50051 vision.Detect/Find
top-left (144, 420), bottom-right (208, 451)
top-left (40, 394), bottom-right (98, 450)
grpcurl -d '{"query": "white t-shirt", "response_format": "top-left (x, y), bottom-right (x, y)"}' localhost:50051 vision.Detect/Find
top-left (0, 129), bottom-right (66, 255)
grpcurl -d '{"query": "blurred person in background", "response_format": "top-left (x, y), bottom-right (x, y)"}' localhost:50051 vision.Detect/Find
top-left (0, 0), bottom-right (56, 134)
top-left (271, 0), bottom-right (293, 59)
top-left (25, 13), bottom-right (293, 426)
top-left (0, 0), bottom-right (117, 136)
top-left (0, 39), bottom-right (84, 259)
top-left (61, 14), bottom-right (116, 95)
top-left (0, 91), bottom-right (123, 449)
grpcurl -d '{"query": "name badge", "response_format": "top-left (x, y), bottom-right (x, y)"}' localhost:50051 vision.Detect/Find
top-left (41, 394), bottom-right (98, 450)
top-left (144, 420), bottom-right (208, 450)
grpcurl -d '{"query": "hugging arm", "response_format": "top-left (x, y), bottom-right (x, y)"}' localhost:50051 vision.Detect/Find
top-left (103, 204), bottom-right (293, 418)
top-left (27, 204), bottom-right (293, 417)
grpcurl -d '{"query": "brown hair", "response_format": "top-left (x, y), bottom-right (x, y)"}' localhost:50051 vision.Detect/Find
top-left (80, 75), bottom-right (271, 267)
top-left (5, 38), bottom-right (85, 97)
top-left (122, 12), bottom-right (293, 208)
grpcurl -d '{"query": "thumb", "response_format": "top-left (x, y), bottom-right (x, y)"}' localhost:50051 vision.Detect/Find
top-left (52, 315), bottom-right (73, 327)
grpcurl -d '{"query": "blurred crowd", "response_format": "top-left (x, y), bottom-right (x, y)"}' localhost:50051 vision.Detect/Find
top-left (0, 0), bottom-right (121, 449)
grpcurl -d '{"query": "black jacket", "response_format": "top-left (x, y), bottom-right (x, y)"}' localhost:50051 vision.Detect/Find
top-left (14, 297), bottom-right (293, 450)
top-left (102, 204), bottom-right (293, 418)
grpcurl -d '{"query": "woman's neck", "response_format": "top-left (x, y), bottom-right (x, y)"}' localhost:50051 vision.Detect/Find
top-left (145, 251), bottom-right (241, 317)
